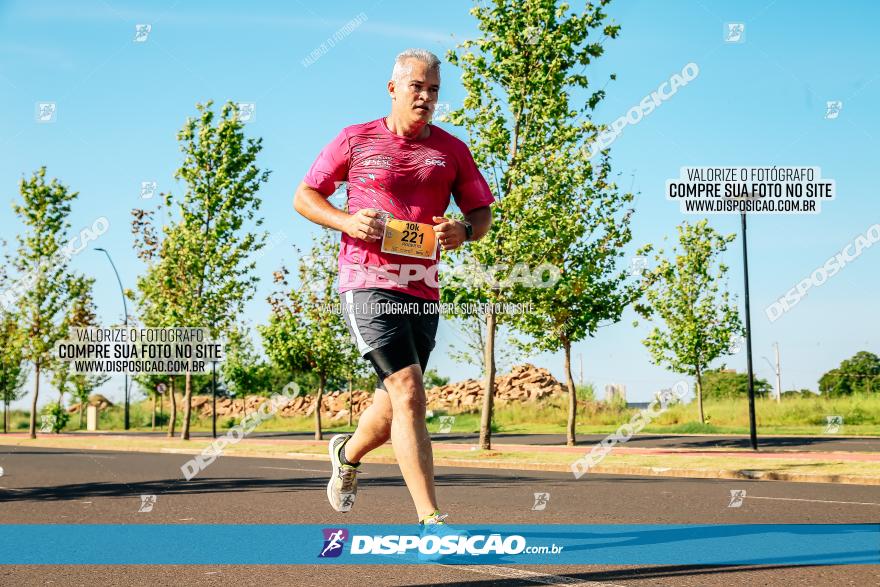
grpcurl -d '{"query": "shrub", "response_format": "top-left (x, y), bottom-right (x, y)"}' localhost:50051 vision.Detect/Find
top-left (702, 368), bottom-right (772, 399)
top-left (575, 383), bottom-right (595, 402)
top-left (40, 402), bottom-right (70, 433)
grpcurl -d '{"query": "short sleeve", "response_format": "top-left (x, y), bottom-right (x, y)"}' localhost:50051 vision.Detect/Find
top-left (303, 128), bottom-right (350, 196)
top-left (452, 144), bottom-right (495, 214)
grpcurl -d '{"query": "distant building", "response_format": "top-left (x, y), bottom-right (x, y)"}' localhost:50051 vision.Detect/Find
top-left (604, 383), bottom-right (626, 403)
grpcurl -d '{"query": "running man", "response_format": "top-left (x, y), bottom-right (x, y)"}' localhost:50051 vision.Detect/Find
top-left (293, 48), bottom-right (493, 527)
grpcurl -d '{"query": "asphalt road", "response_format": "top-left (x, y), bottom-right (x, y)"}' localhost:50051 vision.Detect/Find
top-left (66, 430), bottom-right (880, 453)
top-left (1, 445), bottom-right (878, 586)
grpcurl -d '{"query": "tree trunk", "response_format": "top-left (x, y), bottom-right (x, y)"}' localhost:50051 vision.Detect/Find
top-left (181, 370), bottom-right (193, 440)
top-left (167, 377), bottom-right (177, 437)
top-left (347, 377), bottom-right (353, 428)
top-left (151, 393), bottom-right (156, 431)
top-left (695, 366), bottom-right (705, 425)
top-left (314, 375), bottom-right (324, 440)
top-left (479, 310), bottom-right (497, 450)
top-left (29, 360), bottom-right (40, 439)
top-left (564, 340), bottom-right (577, 447)
top-left (79, 401), bottom-right (85, 429)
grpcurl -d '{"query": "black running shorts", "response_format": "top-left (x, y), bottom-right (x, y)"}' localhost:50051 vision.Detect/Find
top-left (340, 288), bottom-right (440, 390)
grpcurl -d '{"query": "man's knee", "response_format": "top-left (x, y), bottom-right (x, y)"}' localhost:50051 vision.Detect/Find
top-left (385, 367), bottom-right (427, 416)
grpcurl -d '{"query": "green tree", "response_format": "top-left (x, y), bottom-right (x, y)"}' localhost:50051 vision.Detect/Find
top-left (222, 325), bottom-right (270, 397)
top-left (509, 135), bottom-right (651, 446)
top-left (781, 388), bottom-right (815, 398)
top-left (447, 311), bottom-right (522, 374)
top-left (130, 213), bottom-right (179, 437)
top-left (259, 231), bottom-right (356, 440)
top-left (11, 168), bottom-right (82, 438)
top-left (641, 220), bottom-right (743, 424)
top-left (50, 276), bottom-right (96, 407)
top-left (0, 310), bottom-right (28, 434)
top-left (132, 101), bottom-right (270, 440)
top-left (338, 347), bottom-right (371, 427)
top-left (701, 368), bottom-right (771, 400)
top-left (819, 351), bottom-right (880, 396)
top-left (423, 368), bottom-right (450, 389)
top-left (50, 360), bottom-right (72, 405)
top-left (445, 0), bottom-right (622, 449)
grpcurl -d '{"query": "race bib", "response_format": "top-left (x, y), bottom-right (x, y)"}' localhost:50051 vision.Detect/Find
top-left (380, 218), bottom-right (438, 259)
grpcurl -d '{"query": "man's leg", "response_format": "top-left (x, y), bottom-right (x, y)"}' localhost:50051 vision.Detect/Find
top-left (343, 388), bottom-right (392, 463)
top-left (383, 364), bottom-right (438, 519)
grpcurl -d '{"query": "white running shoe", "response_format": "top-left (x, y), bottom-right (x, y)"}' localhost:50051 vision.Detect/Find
top-left (327, 434), bottom-right (359, 513)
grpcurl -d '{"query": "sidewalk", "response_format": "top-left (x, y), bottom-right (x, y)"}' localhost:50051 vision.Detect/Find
top-left (2, 433), bottom-right (879, 485)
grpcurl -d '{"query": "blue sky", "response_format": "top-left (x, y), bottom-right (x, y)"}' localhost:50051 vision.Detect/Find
top-left (1, 0), bottom-right (878, 408)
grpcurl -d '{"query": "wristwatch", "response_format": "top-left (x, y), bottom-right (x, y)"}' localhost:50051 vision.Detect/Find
top-left (461, 220), bottom-right (474, 241)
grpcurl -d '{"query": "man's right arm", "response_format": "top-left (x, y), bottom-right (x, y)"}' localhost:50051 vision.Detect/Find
top-left (293, 182), bottom-right (384, 243)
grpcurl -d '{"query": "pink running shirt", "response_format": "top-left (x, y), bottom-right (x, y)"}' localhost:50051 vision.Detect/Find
top-left (303, 118), bottom-right (495, 301)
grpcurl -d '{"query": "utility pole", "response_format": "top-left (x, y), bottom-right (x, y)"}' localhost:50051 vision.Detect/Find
top-left (211, 360), bottom-right (217, 439)
top-left (95, 248), bottom-right (130, 430)
top-left (740, 209), bottom-right (758, 451)
top-left (774, 342), bottom-right (782, 404)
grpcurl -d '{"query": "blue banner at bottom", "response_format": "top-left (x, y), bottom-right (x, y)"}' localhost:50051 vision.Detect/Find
top-left (2, 524), bottom-right (878, 565)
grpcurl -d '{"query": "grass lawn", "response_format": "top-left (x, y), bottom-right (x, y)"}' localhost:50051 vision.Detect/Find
top-left (7, 393), bottom-right (880, 436)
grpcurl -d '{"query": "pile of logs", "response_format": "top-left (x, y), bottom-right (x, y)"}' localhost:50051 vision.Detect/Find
top-left (425, 363), bottom-right (565, 411)
top-left (126, 364), bottom-right (566, 421)
top-left (189, 390), bottom-right (373, 422)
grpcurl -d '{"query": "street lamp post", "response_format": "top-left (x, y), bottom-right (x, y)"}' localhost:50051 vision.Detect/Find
top-left (212, 360), bottom-right (217, 439)
top-left (763, 344), bottom-right (783, 404)
top-left (773, 342), bottom-right (782, 403)
top-left (95, 248), bottom-right (130, 430)
top-left (739, 211), bottom-right (759, 450)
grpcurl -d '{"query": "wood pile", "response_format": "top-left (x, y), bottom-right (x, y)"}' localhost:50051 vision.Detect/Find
top-left (425, 363), bottom-right (565, 411)
top-left (176, 364), bottom-right (565, 420)
top-left (193, 389), bottom-right (373, 422)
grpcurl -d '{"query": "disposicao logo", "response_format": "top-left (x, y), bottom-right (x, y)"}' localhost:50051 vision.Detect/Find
top-left (350, 534), bottom-right (526, 556)
top-left (317, 529), bottom-right (560, 558)
top-left (319, 528), bottom-right (348, 558)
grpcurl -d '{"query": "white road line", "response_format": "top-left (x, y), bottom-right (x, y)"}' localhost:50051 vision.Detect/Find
top-left (257, 466), bottom-right (328, 474)
top-left (447, 565), bottom-right (626, 586)
top-left (748, 496), bottom-right (880, 506)
top-left (257, 466), bottom-right (368, 475)
top-left (48, 454), bottom-right (118, 458)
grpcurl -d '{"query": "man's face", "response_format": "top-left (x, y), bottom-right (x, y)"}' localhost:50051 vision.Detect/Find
top-left (389, 58), bottom-right (440, 124)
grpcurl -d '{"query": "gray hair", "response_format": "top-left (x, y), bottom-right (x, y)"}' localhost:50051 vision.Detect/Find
top-left (391, 48), bottom-right (441, 83)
